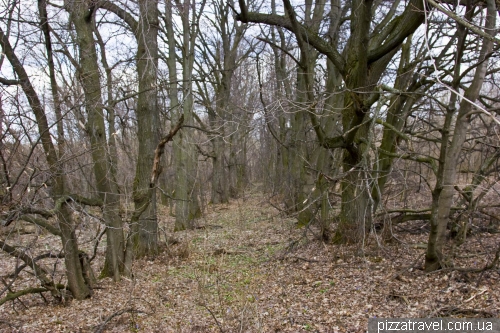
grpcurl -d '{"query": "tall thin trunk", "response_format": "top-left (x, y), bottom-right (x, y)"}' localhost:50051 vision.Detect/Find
top-left (426, 0), bottom-right (496, 271)
top-left (165, 0), bottom-right (203, 231)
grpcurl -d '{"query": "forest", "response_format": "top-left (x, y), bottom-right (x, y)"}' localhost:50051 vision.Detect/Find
top-left (0, 0), bottom-right (499, 332)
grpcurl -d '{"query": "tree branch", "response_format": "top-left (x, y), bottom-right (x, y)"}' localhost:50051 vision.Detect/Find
top-left (0, 240), bottom-right (61, 299)
top-left (236, 3), bottom-right (346, 75)
top-left (368, 0), bottom-right (427, 62)
top-left (427, 0), bottom-right (500, 45)
top-left (0, 287), bottom-right (48, 307)
top-left (18, 215), bottom-right (61, 236)
top-left (97, 1), bottom-right (139, 34)
top-left (150, 115), bottom-right (184, 186)
top-left (375, 118), bottom-right (411, 141)
top-left (93, 307), bottom-right (146, 333)
top-left (0, 77), bottom-right (20, 85)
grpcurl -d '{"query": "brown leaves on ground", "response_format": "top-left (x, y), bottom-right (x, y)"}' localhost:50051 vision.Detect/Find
top-left (0, 191), bottom-right (499, 332)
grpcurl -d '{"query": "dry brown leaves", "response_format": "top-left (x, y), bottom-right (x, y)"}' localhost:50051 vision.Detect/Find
top-left (1, 190), bottom-right (499, 332)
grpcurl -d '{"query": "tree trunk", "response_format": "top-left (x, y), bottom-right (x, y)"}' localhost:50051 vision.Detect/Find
top-left (425, 0), bottom-right (496, 271)
top-left (288, 70), bottom-right (312, 226)
top-left (129, 0), bottom-right (160, 257)
top-left (211, 135), bottom-right (228, 204)
top-left (237, 0), bottom-right (427, 244)
top-left (164, 0), bottom-right (203, 231)
top-left (95, 0), bottom-right (161, 259)
top-left (66, 0), bottom-right (124, 280)
top-left (174, 92), bottom-right (201, 230)
top-left (57, 204), bottom-right (91, 299)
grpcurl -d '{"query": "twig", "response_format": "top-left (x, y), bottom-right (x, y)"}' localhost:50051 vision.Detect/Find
top-left (93, 308), bottom-right (145, 333)
top-left (203, 304), bottom-right (225, 333)
top-left (427, 242), bottom-right (500, 274)
top-left (90, 226), bottom-right (107, 262)
top-left (0, 239), bottom-right (61, 299)
top-left (463, 288), bottom-right (487, 304)
top-left (390, 253), bottom-right (425, 280)
top-left (427, 0), bottom-right (500, 46)
top-left (289, 256), bottom-right (320, 263)
top-left (8, 252), bottom-right (64, 280)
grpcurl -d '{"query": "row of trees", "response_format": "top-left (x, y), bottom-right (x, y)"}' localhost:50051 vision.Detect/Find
top-left (1, 0), bottom-right (499, 302)
top-left (240, 0), bottom-right (499, 269)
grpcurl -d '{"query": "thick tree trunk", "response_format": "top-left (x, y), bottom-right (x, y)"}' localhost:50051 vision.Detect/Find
top-left (67, 0), bottom-right (124, 280)
top-left (287, 92), bottom-right (311, 226)
top-left (237, 0), bottom-right (427, 244)
top-left (210, 59), bottom-right (230, 204)
top-left (129, 0), bottom-right (160, 257)
top-left (57, 203), bottom-right (90, 299)
top-left (269, 14), bottom-right (293, 196)
top-left (95, 0), bottom-right (161, 259)
top-left (335, 158), bottom-right (371, 244)
top-left (333, 0), bottom-right (373, 243)
top-left (174, 95), bottom-right (201, 230)
top-left (228, 124), bottom-right (249, 198)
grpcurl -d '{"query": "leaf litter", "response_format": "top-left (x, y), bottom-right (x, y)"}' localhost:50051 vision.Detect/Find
top-left (0, 189), bottom-right (499, 332)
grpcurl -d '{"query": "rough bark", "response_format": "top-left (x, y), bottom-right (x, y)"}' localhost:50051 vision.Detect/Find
top-left (65, 0), bottom-right (124, 280)
top-left (205, 0), bottom-right (245, 204)
top-left (129, 0), bottom-right (161, 258)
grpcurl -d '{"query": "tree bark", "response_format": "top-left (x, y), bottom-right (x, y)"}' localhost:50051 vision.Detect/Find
top-left (129, 0), bottom-right (161, 258)
top-left (425, 0), bottom-right (497, 271)
top-left (65, 0), bottom-right (124, 280)
top-left (164, 0), bottom-right (203, 231)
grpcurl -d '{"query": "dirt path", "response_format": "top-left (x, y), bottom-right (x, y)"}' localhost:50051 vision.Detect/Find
top-left (1, 190), bottom-right (499, 332)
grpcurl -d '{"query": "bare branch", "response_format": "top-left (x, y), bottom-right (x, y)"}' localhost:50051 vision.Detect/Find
top-left (18, 215), bottom-right (61, 236)
top-left (150, 115), bottom-right (184, 186)
top-left (0, 240), bottom-right (61, 299)
top-left (427, 0), bottom-right (500, 45)
top-left (0, 77), bottom-right (20, 85)
top-left (0, 287), bottom-right (49, 307)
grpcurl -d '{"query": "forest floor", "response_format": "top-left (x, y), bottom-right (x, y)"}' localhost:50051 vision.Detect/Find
top-left (1, 187), bottom-right (499, 333)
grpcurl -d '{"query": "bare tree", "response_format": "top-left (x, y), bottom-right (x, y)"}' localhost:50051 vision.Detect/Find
top-left (97, 0), bottom-right (162, 263)
top-left (0, 1), bottom-right (93, 298)
top-left (65, 0), bottom-right (125, 280)
top-left (163, 0), bottom-right (205, 231)
top-left (195, 0), bottom-right (248, 205)
top-left (237, 0), bottom-right (427, 243)
top-left (425, 0), bottom-right (497, 271)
